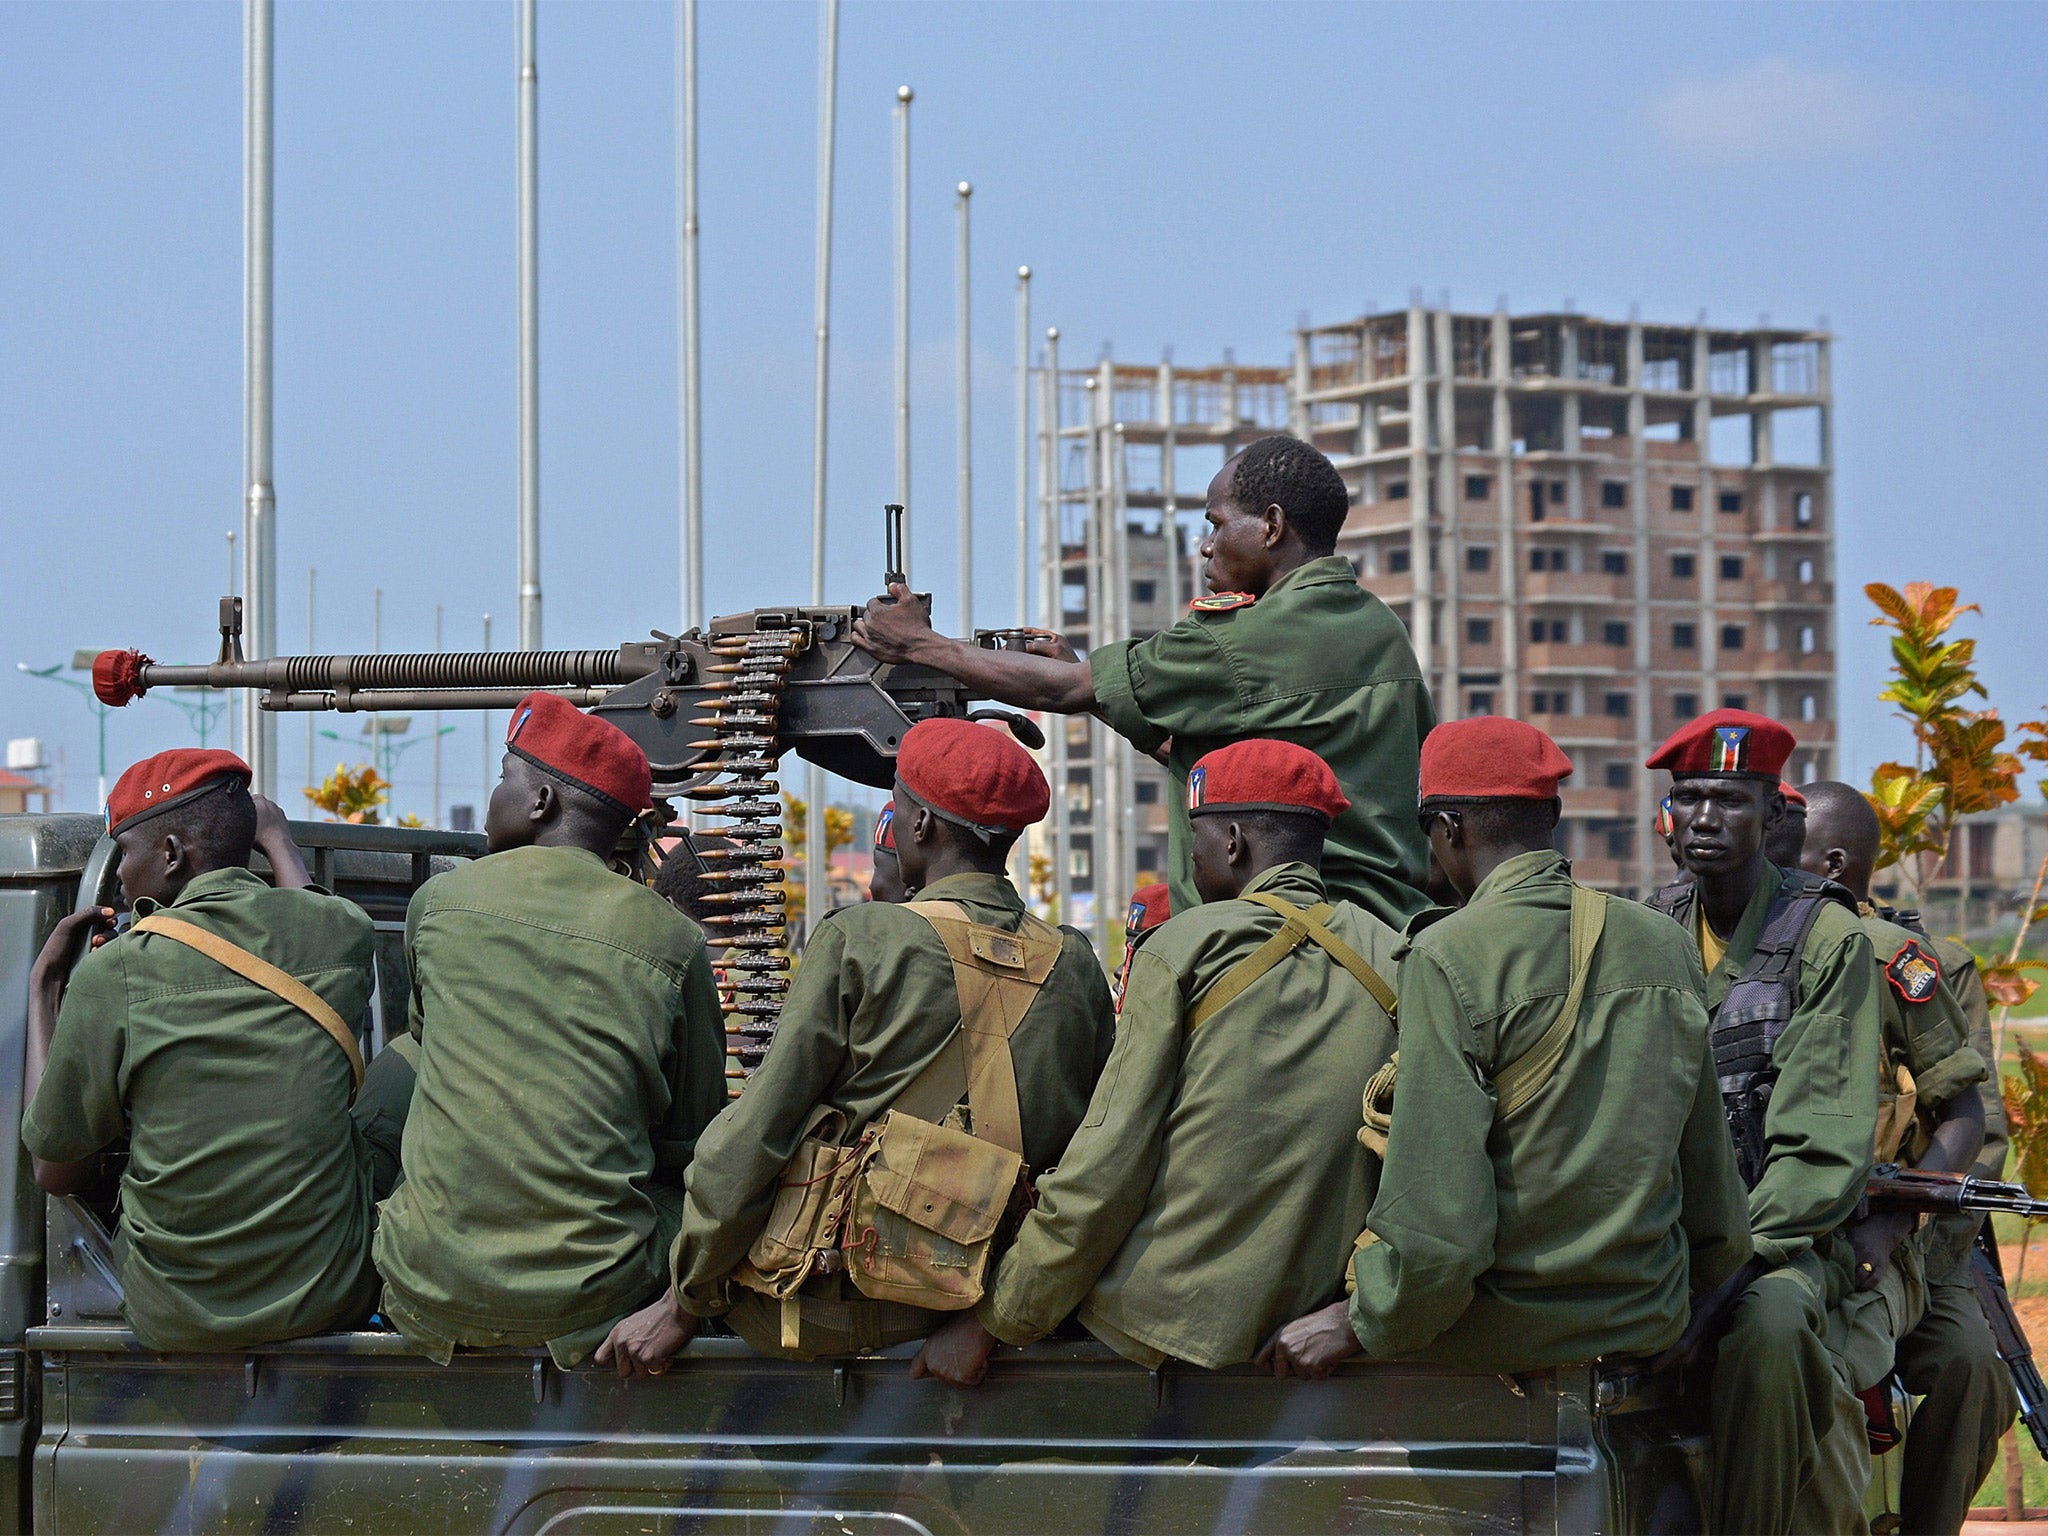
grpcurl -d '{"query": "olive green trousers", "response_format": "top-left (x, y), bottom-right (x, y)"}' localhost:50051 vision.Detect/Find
top-left (1896, 1276), bottom-right (2017, 1535)
top-left (1709, 1254), bottom-right (1871, 1536)
top-left (724, 1275), bottom-right (944, 1361)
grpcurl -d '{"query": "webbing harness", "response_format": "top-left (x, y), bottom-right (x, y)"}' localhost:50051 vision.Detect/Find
top-left (1185, 892), bottom-right (1397, 1031)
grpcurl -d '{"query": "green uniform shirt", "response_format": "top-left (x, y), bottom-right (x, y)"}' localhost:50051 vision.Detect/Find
top-left (1858, 910), bottom-right (1986, 1130)
top-left (374, 845), bottom-right (726, 1346)
top-left (1088, 555), bottom-right (1435, 927)
top-left (980, 862), bottom-right (1401, 1370)
top-left (23, 867), bottom-right (378, 1350)
top-left (671, 872), bottom-right (1115, 1318)
top-left (1929, 932), bottom-right (2006, 1181)
top-left (1348, 852), bottom-right (1752, 1371)
top-left (1656, 865), bottom-right (1882, 1272)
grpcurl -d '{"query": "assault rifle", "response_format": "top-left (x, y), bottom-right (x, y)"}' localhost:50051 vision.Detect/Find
top-left (1866, 1165), bottom-right (2048, 1456)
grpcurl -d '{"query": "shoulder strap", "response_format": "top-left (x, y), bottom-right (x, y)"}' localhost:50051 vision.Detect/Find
top-left (1493, 885), bottom-right (1607, 1123)
top-left (891, 900), bottom-right (1064, 1157)
top-left (1186, 891), bottom-right (1398, 1032)
top-left (130, 913), bottom-right (366, 1101)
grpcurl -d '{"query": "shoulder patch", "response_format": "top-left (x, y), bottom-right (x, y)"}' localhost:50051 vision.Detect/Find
top-left (1885, 939), bottom-right (1941, 1004)
top-left (1189, 591), bottom-right (1256, 614)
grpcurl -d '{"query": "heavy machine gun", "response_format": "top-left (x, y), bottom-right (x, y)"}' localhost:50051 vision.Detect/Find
top-left (86, 506), bottom-right (1035, 1080)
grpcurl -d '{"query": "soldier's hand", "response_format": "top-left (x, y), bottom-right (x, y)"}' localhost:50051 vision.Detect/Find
top-left (1253, 1300), bottom-right (1361, 1380)
top-left (1846, 1212), bottom-right (1914, 1293)
top-left (1647, 1256), bottom-right (1764, 1371)
top-left (1018, 630), bottom-right (1079, 664)
top-left (851, 583), bottom-right (937, 664)
top-left (910, 1313), bottom-right (998, 1387)
top-left (32, 907), bottom-right (116, 982)
top-left (594, 1291), bottom-right (698, 1380)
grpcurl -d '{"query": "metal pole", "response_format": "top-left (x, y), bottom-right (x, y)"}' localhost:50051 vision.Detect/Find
top-left (678, 0), bottom-right (703, 632)
top-left (516, 0), bottom-right (542, 650)
top-left (241, 0), bottom-right (277, 795)
top-left (955, 181), bottom-right (972, 636)
top-left (305, 567), bottom-right (315, 796)
top-left (1015, 268), bottom-right (1031, 630)
top-left (893, 85), bottom-right (912, 580)
top-left (373, 588), bottom-right (385, 818)
top-left (226, 531), bottom-right (240, 756)
top-left (433, 604), bottom-right (444, 827)
top-left (481, 614), bottom-right (494, 801)
top-left (805, 0), bottom-right (839, 941)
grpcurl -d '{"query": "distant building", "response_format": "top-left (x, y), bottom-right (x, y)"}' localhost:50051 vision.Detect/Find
top-left (0, 770), bottom-right (52, 815)
top-left (1035, 304), bottom-right (1834, 930)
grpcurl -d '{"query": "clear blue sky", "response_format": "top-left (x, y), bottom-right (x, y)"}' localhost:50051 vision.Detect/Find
top-left (2, 1), bottom-right (2043, 817)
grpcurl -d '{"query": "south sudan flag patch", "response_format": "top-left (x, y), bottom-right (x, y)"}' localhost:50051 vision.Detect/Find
top-left (1189, 591), bottom-right (1256, 613)
top-left (1885, 940), bottom-right (1941, 1004)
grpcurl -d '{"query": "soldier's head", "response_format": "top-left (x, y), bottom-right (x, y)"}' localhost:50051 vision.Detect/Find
top-left (1763, 780), bottom-right (1809, 868)
top-left (1647, 709), bottom-right (1795, 886)
top-left (107, 749), bottom-right (258, 907)
top-left (1796, 781), bottom-right (1883, 902)
top-left (486, 693), bottom-right (652, 858)
top-left (889, 719), bottom-right (1049, 890)
top-left (1415, 718), bottom-right (1569, 901)
top-left (1201, 435), bottom-right (1349, 597)
top-left (1185, 740), bottom-right (1348, 904)
top-left (869, 805), bottom-right (911, 903)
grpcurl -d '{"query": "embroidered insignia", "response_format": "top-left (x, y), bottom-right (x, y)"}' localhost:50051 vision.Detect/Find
top-left (1885, 940), bottom-right (1941, 1004)
top-left (506, 705), bottom-right (533, 744)
top-left (1126, 899), bottom-right (1148, 940)
top-left (1711, 725), bottom-right (1750, 773)
top-left (1653, 796), bottom-right (1674, 837)
top-left (1189, 591), bottom-right (1256, 613)
top-left (1187, 765), bottom-right (1207, 811)
top-left (873, 804), bottom-right (895, 850)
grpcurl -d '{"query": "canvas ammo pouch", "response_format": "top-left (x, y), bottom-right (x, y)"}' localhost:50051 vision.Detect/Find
top-left (734, 900), bottom-right (1063, 1316)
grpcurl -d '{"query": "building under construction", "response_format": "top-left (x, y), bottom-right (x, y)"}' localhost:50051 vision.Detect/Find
top-left (1036, 303), bottom-right (1834, 931)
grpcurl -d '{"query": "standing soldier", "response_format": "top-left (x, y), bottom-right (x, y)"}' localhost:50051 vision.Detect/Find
top-left (1645, 710), bottom-right (1882, 1536)
top-left (23, 750), bottom-right (381, 1349)
top-left (598, 718), bottom-right (1115, 1373)
top-left (1255, 718), bottom-right (1751, 1378)
top-left (850, 434), bottom-right (1435, 928)
top-left (913, 740), bottom-right (1399, 1385)
top-left (373, 694), bottom-right (727, 1367)
top-left (1798, 780), bottom-right (2012, 1536)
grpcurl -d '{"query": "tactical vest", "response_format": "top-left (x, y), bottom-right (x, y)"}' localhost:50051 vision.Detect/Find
top-left (1648, 871), bottom-right (1854, 1189)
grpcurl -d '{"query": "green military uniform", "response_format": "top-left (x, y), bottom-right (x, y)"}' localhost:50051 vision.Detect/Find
top-left (978, 862), bottom-right (1399, 1369)
top-left (1656, 864), bottom-right (1882, 1536)
top-left (373, 845), bottom-right (726, 1367)
top-left (1860, 915), bottom-right (2013, 1536)
top-left (1348, 851), bottom-right (1751, 1371)
top-left (1088, 555), bottom-right (1434, 927)
top-left (350, 1032), bottom-right (418, 1203)
top-left (22, 868), bottom-right (379, 1350)
top-left (670, 872), bottom-right (1115, 1359)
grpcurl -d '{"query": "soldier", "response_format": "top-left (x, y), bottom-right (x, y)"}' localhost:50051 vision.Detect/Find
top-left (1764, 780), bottom-right (1809, 867)
top-left (23, 749), bottom-right (380, 1349)
top-left (913, 739), bottom-right (1401, 1385)
top-left (868, 804), bottom-right (910, 903)
top-left (1254, 718), bottom-right (1751, 1379)
top-left (850, 433), bottom-right (1435, 928)
top-left (1110, 880), bottom-right (1169, 1011)
top-left (1643, 709), bottom-right (1883, 1536)
top-left (596, 717), bottom-right (1115, 1373)
top-left (1799, 780), bottom-right (2012, 1535)
top-left (373, 694), bottom-right (727, 1368)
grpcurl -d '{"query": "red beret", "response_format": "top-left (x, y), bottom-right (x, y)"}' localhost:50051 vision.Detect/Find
top-left (1186, 739), bottom-right (1350, 824)
top-left (505, 692), bottom-right (652, 813)
top-left (1646, 708), bottom-right (1795, 781)
top-left (1124, 883), bottom-right (1171, 940)
top-left (1419, 717), bottom-right (1573, 801)
top-left (873, 803), bottom-right (898, 854)
top-left (1779, 781), bottom-right (1808, 810)
top-left (897, 717), bottom-right (1050, 834)
top-left (108, 749), bottom-right (250, 834)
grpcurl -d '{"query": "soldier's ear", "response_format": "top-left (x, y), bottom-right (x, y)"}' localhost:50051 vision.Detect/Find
top-left (530, 780), bottom-right (557, 824)
top-left (1261, 504), bottom-right (1287, 550)
top-left (159, 832), bottom-right (188, 876)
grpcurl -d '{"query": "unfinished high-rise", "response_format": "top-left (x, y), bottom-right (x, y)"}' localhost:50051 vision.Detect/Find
top-left (1035, 303), bottom-right (1834, 933)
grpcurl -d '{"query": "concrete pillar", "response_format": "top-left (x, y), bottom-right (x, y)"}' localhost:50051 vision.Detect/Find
top-left (1406, 305), bottom-right (1434, 692)
top-left (1493, 308), bottom-right (1518, 717)
top-left (1435, 310), bottom-right (1460, 719)
top-left (1627, 321), bottom-right (1654, 893)
top-left (1559, 322), bottom-right (1584, 524)
top-left (1290, 329), bottom-right (1312, 441)
top-left (1159, 360), bottom-right (1179, 619)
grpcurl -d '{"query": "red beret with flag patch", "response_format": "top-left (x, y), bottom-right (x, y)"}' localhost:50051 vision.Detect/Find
top-left (873, 803), bottom-right (898, 854)
top-left (896, 717), bottom-right (1050, 835)
top-left (1646, 708), bottom-right (1794, 781)
top-left (108, 748), bottom-right (251, 834)
top-left (1418, 716), bottom-right (1574, 802)
top-left (1185, 739), bottom-right (1349, 824)
top-left (504, 692), bottom-right (652, 813)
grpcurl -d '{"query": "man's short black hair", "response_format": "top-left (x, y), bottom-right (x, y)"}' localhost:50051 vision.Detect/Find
top-left (1425, 795), bottom-right (1560, 848)
top-left (149, 777), bottom-right (258, 866)
top-left (1230, 808), bottom-right (1327, 867)
top-left (1229, 435), bottom-right (1350, 554)
top-left (653, 842), bottom-right (707, 924)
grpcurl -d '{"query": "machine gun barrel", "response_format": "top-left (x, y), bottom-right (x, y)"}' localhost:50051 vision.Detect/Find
top-left (1866, 1163), bottom-right (2048, 1220)
top-left (130, 651), bottom-right (632, 709)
